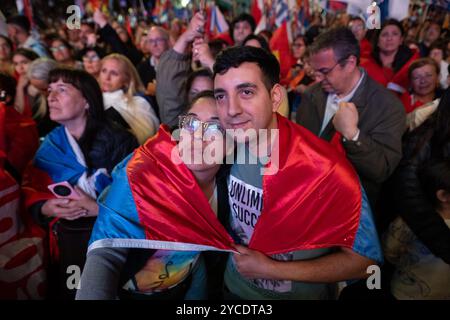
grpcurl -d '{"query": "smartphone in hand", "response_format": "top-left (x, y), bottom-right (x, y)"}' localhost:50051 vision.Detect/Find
top-left (48, 181), bottom-right (81, 200)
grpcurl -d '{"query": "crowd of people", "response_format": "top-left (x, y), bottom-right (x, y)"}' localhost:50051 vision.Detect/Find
top-left (0, 5), bottom-right (450, 300)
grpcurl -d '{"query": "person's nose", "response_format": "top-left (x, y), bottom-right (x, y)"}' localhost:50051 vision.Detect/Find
top-left (193, 125), bottom-right (203, 140)
top-left (227, 95), bottom-right (243, 117)
top-left (47, 90), bottom-right (57, 101)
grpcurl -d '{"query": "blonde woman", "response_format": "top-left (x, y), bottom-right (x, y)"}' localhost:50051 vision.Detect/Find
top-left (99, 53), bottom-right (159, 144)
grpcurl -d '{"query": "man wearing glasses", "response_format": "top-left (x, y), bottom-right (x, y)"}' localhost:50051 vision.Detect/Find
top-left (296, 27), bottom-right (406, 211)
top-left (137, 26), bottom-right (170, 96)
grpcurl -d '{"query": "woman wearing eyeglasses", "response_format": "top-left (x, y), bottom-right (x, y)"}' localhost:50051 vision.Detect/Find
top-left (77, 91), bottom-right (232, 300)
top-left (99, 53), bottom-right (159, 144)
top-left (49, 38), bottom-right (83, 69)
top-left (402, 58), bottom-right (443, 130)
top-left (79, 46), bottom-right (105, 80)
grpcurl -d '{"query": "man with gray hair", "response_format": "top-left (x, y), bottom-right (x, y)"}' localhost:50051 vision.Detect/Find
top-left (296, 27), bottom-right (406, 212)
top-left (137, 26), bottom-right (171, 94)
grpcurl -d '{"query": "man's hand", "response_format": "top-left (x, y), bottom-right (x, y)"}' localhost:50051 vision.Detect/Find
top-left (333, 102), bottom-right (359, 140)
top-left (93, 9), bottom-right (108, 28)
top-left (182, 12), bottom-right (206, 43)
top-left (41, 198), bottom-right (87, 220)
top-left (233, 245), bottom-right (276, 279)
top-left (192, 37), bottom-right (214, 70)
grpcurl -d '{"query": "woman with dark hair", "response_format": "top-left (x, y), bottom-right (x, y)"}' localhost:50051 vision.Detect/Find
top-left (23, 68), bottom-right (138, 299)
top-left (76, 91), bottom-right (232, 300)
top-left (78, 46), bottom-right (105, 79)
top-left (49, 37), bottom-right (82, 69)
top-left (362, 19), bottom-right (420, 95)
top-left (391, 88), bottom-right (450, 267)
top-left (243, 34), bottom-right (270, 53)
top-left (12, 48), bottom-right (39, 115)
top-left (185, 68), bottom-right (213, 102)
top-left (0, 35), bottom-right (14, 75)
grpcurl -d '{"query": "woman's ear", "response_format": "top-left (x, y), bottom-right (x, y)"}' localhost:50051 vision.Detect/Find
top-left (270, 84), bottom-right (283, 113)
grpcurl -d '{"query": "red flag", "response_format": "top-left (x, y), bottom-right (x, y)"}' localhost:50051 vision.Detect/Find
top-left (0, 107), bottom-right (47, 299)
top-left (1, 103), bottom-right (39, 175)
top-left (125, 116), bottom-right (361, 256)
top-left (251, 0), bottom-right (265, 25)
top-left (248, 114), bottom-right (361, 254)
top-left (128, 126), bottom-right (235, 252)
top-left (270, 21), bottom-right (295, 85)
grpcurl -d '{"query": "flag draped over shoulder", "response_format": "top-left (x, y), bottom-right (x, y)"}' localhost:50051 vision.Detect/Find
top-left (248, 114), bottom-right (362, 255)
top-left (89, 125), bottom-right (236, 253)
top-left (90, 118), bottom-right (363, 257)
top-left (22, 126), bottom-right (111, 209)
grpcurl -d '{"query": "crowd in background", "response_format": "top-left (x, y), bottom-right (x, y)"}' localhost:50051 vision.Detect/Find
top-left (1, 1), bottom-right (450, 300)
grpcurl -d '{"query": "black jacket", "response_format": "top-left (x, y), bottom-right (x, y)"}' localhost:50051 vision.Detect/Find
top-left (98, 24), bottom-right (143, 65)
top-left (30, 123), bottom-right (138, 226)
top-left (391, 133), bottom-right (450, 265)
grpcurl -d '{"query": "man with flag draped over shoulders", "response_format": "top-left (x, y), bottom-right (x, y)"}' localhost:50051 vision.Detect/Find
top-left (213, 46), bottom-right (382, 300)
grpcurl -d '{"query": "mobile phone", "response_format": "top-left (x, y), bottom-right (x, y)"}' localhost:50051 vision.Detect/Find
top-left (48, 181), bottom-right (81, 200)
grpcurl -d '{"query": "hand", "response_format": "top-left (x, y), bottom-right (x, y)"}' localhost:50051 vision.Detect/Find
top-left (86, 33), bottom-right (98, 47)
top-left (232, 245), bottom-right (276, 279)
top-left (182, 12), bottom-right (206, 43)
top-left (192, 37), bottom-right (214, 70)
top-left (17, 75), bottom-right (29, 89)
top-left (41, 198), bottom-right (87, 221)
top-left (146, 80), bottom-right (156, 96)
top-left (295, 84), bottom-right (308, 94)
top-left (93, 9), bottom-right (108, 28)
top-left (71, 186), bottom-right (99, 217)
top-left (332, 102), bottom-right (359, 140)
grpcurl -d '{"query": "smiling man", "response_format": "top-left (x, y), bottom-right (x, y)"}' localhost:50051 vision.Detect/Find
top-left (296, 27), bottom-right (406, 211)
top-left (213, 46), bottom-right (382, 300)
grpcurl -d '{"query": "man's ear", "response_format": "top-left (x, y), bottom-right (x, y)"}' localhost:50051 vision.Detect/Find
top-left (436, 189), bottom-right (450, 204)
top-left (270, 84), bottom-right (283, 113)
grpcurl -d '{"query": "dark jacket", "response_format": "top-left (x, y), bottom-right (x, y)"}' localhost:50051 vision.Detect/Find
top-left (391, 133), bottom-right (450, 265)
top-left (30, 122), bottom-right (138, 226)
top-left (296, 70), bottom-right (406, 209)
top-left (98, 24), bottom-right (143, 65)
top-left (137, 57), bottom-right (156, 88)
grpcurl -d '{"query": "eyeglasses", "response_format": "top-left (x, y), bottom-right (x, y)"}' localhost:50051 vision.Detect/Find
top-left (83, 54), bottom-right (100, 62)
top-left (179, 115), bottom-right (225, 137)
top-left (292, 43), bottom-right (305, 49)
top-left (313, 58), bottom-right (348, 77)
top-left (144, 38), bottom-right (167, 45)
top-left (50, 45), bottom-right (67, 52)
top-left (411, 73), bottom-right (435, 82)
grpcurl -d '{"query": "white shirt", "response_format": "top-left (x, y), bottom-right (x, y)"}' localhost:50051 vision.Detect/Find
top-left (319, 70), bottom-right (365, 137)
top-left (440, 60), bottom-right (449, 90)
top-left (103, 90), bottom-right (160, 145)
